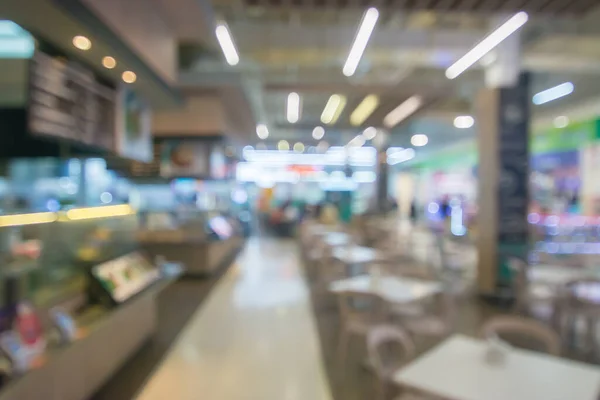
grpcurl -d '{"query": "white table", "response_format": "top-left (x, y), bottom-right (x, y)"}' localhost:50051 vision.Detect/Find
top-left (332, 246), bottom-right (384, 265)
top-left (529, 264), bottom-right (597, 286)
top-left (394, 335), bottom-right (600, 400)
top-left (323, 232), bottom-right (351, 247)
top-left (329, 275), bottom-right (442, 304)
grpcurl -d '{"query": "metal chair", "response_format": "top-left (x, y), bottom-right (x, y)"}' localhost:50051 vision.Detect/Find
top-left (480, 315), bottom-right (561, 356)
top-left (367, 325), bottom-right (431, 400)
top-left (336, 290), bottom-right (388, 366)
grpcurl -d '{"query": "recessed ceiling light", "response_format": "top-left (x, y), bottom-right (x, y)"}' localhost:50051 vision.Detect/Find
top-left (312, 126), bottom-right (325, 140)
top-left (256, 124), bottom-right (269, 139)
top-left (102, 56), bottom-right (116, 69)
top-left (350, 95), bottom-right (379, 126)
top-left (215, 23), bottom-right (239, 66)
top-left (293, 142), bottom-right (305, 152)
top-left (287, 92), bottom-right (301, 123)
top-left (343, 8), bottom-right (379, 77)
top-left (383, 96), bottom-right (422, 128)
top-left (553, 116), bottom-right (569, 128)
top-left (122, 71), bottom-right (137, 83)
top-left (278, 140), bottom-right (290, 151)
top-left (533, 82), bottom-right (574, 105)
top-left (362, 126), bottom-right (377, 140)
top-left (445, 12), bottom-right (528, 79)
top-left (454, 115), bottom-right (474, 129)
top-left (321, 94), bottom-right (347, 125)
top-left (72, 35), bottom-right (91, 51)
top-left (411, 134), bottom-right (428, 147)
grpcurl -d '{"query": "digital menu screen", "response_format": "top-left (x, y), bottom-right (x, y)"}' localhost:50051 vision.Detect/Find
top-left (28, 51), bottom-right (116, 151)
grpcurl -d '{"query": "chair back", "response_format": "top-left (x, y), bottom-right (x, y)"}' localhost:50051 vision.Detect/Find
top-left (367, 325), bottom-right (416, 377)
top-left (564, 278), bottom-right (600, 317)
top-left (481, 316), bottom-right (561, 355)
top-left (337, 290), bottom-right (387, 325)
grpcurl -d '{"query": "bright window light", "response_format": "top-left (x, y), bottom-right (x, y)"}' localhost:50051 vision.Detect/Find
top-left (312, 126), bottom-right (325, 140)
top-left (411, 134), bottom-right (428, 147)
top-left (454, 115), bottom-right (474, 129)
top-left (215, 23), bottom-right (239, 66)
top-left (362, 126), bottom-right (377, 140)
top-left (383, 96), bottom-right (422, 128)
top-left (445, 12), bottom-right (528, 80)
top-left (387, 148), bottom-right (415, 165)
top-left (553, 116), bottom-right (569, 128)
top-left (343, 8), bottom-right (379, 77)
top-left (350, 95), bottom-right (379, 126)
top-left (533, 82), bottom-right (574, 105)
top-left (287, 92), bottom-right (301, 123)
top-left (321, 94), bottom-right (347, 124)
top-left (256, 124), bottom-right (269, 139)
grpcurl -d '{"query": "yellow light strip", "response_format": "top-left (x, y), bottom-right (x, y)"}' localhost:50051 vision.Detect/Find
top-left (65, 204), bottom-right (135, 221)
top-left (321, 94), bottom-right (347, 125)
top-left (0, 212), bottom-right (58, 228)
top-left (350, 94), bottom-right (379, 126)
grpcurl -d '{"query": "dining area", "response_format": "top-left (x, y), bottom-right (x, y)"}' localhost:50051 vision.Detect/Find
top-left (298, 217), bottom-right (600, 400)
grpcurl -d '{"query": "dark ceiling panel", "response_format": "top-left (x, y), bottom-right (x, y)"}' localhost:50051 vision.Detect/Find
top-left (242, 0), bottom-right (595, 14)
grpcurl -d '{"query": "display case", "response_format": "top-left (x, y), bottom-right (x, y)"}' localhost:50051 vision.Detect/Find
top-left (0, 206), bottom-right (182, 400)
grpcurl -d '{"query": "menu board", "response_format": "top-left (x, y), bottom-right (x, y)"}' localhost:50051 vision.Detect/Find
top-left (28, 51), bottom-right (116, 151)
top-left (116, 87), bottom-right (152, 162)
top-left (91, 252), bottom-right (159, 303)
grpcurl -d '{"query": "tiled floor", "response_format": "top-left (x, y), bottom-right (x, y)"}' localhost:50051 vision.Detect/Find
top-left (135, 238), bottom-right (333, 400)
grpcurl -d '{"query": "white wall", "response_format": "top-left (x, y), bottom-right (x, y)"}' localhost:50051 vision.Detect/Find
top-left (82, 0), bottom-right (177, 84)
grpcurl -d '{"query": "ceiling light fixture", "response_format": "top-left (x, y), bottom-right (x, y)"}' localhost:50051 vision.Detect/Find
top-left (312, 126), bottom-right (325, 140)
top-left (215, 23), bottom-right (239, 66)
top-left (293, 142), bottom-right (305, 152)
top-left (122, 71), bottom-right (137, 83)
top-left (278, 140), bottom-right (290, 151)
top-left (383, 96), bottom-right (422, 128)
top-left (102, 56), bottom-right (116, 69)
top-left (343, 8), bottom-right (379, 77)
top-left (348, 135), bottom-right (366, 148)
top-left (553, 116), bottom-right (569, 128)
top-left (321, 94), bottom-right (347, 125)
top-left (72, 35), bottom-right (91, 51)
top-left (445, 11), bottom-right (528, 80)
top-left (287, 92), bottom-right (301, 123)
top-left (256, 124), bottom-right (269, 139)
top-left (533, 82), bottom-right (574, 105)
top-left (411, 134), bottom-right (428, 147)
top-left (454, 115), bottom-right (474, 129)
top-left (362, 126), bottom-right (377, 140)
top-left (350, 95), bottom-right (379, 126)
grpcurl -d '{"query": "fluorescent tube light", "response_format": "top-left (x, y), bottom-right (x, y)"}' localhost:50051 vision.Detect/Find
top-left (215, 23), bottom-right (239, 66)
top-left (321, 94), bottom-right (347, 124)
top-left (532, 82), bottom-right (574, 105)
top-left (383, 96), bottom-right (422, 128)
top-left (287, 92), bottom-right (301, 123)
top-left (445, 12), bottom-right (528, 80)
top-left (362, 126), bottom-right (377, 140)
top-left (350, 95), bottom-right (379, 126)
top-left (454, 115), bottom-right (474, 129)
top-left (343, 8), bottom-right (379, 77)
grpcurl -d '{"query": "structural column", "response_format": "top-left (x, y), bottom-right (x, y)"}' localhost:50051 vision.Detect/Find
top-left (476, 27), bottom-right (529, 300)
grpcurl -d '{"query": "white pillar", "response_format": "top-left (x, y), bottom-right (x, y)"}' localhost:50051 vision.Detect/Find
top-left (484, 18), bottom-right (521, 88)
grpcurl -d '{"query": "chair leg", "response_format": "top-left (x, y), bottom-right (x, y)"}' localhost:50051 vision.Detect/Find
top-left (337, 328), bottom-right (350, 366)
